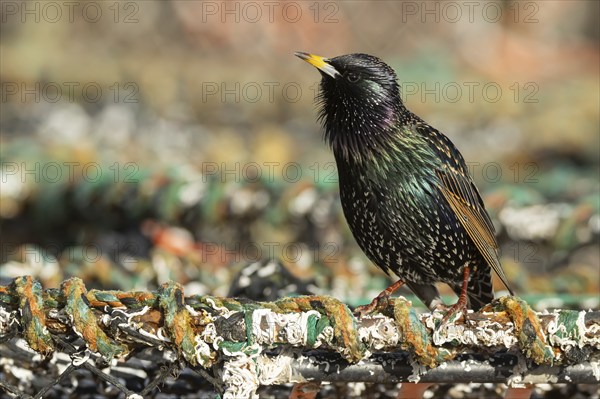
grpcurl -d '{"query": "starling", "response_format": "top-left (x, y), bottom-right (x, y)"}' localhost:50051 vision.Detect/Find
top-left (295, 52), bottom-right (514, 317)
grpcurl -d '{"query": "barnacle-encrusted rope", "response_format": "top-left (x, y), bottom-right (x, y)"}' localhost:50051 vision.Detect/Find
top-left (1, 276), bottom-right (599, 399)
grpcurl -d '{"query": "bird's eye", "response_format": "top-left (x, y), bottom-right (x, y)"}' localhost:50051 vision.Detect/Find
top-left (346, 72), bottom-right (360, 83)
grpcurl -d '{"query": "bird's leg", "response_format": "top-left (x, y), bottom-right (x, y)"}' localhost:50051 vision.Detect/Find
top-left (354, 279), bottom-right (405, 317)
top-left (440, 265), bottom-right (470, 325)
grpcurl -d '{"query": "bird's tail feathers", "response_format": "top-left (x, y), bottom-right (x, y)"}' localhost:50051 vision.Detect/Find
top-left (405, 281), bottom-right (444, 311)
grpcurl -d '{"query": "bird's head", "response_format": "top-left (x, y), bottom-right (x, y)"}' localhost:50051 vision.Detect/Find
top-left (295, 52), bottom-right (405, 162)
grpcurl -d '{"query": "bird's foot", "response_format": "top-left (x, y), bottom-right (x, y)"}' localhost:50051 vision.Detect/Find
top-left (353, 292), bottom-right (390, 318)
top-left (353, 279), bottom-right (405, 318)
top-left (437, 296), bottom-right (469, 326)
top-left (437, 265), bottom-right (473, 327)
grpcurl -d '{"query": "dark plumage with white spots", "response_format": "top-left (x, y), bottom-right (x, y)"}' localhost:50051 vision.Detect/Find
top-left (296, 52), bottom-right (513, 314)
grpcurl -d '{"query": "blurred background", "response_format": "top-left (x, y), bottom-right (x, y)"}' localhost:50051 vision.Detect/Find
top-left (1, 0), bottom-right (599, 310)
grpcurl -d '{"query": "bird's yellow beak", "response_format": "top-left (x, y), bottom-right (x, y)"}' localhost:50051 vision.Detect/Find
top-left (295, 51), bottom-right (340, 78)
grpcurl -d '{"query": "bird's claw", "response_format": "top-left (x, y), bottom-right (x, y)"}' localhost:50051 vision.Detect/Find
top-left (354, 279), bottom-right (405, 318)
top-left (437, 300), bottom-right (470, 327)
top-left (353, 292), bottom-right (391, 318)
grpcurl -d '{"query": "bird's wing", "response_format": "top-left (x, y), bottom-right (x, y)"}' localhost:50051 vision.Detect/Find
top-left (415, 124), bottom-right (513, 294)
top-left (435, 165), bottom-right (513, 294)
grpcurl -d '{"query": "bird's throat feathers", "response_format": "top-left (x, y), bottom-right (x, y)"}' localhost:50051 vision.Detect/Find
top-left (319, 88), bottom-right (406, 165)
